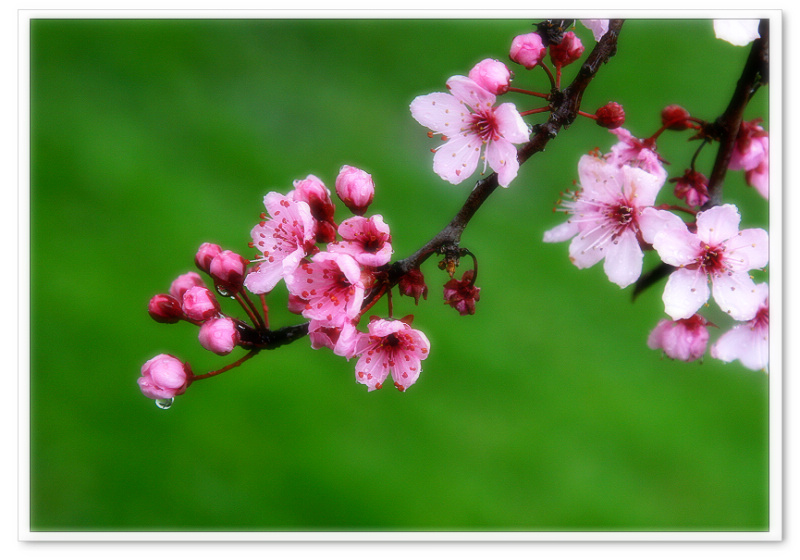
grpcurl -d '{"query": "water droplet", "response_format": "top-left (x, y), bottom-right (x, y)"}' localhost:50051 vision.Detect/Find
top-left (216, 286), bottom-right (232, 298)
top-left (155, 398), bottom-right (174, 410)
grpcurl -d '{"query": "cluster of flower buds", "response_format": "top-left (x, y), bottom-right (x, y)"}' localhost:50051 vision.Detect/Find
top-left (543, 101), bottom-right (769, 370)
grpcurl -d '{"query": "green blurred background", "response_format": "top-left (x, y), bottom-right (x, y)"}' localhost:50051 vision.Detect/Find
top-left (28, 18), bottom-right (770, 532)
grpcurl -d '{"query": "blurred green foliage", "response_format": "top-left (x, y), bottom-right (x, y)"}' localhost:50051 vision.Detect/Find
top-left (29, 18), bottom-right (769, 532)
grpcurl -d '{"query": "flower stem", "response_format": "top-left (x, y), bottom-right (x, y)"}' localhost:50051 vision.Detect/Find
top-left (192, 349), bottom-right (261, 381)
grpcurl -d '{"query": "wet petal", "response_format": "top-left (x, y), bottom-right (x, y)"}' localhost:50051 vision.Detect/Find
top-left (663, 267), bottom-right (709, 320)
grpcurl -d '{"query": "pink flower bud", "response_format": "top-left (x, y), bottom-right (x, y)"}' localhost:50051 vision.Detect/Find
top-left (509, 32), bottom-right (546, 69)
top-left (398, 268), bottom-right (428, 305)
top-left (671, 169), bottom-right (709, 207)
top-left (443, 270), bottom-right (481, 316)
top-left (195, 242), bottom-right (222, 273)
top-left (148, 294), bottom-right (184, 324)
top-left (661, 104), bottom-right (692, 131)
top-left (549, 31), bottom-right (584, 68)
top-left (729, 119), bottom-right (768, 172)
top-left (198, 317), bottom-right (240, 355)
top-left (468, 58), bottom-right (512, 95)
top-left (169, 271), bottom-right (205, 301)
top-left (647, 315), bottom-right (710, 362)
top-left (181, 286), bottom-right (221, 321)
top-left (209, 250), bottom-right (248, 294)
top-left (138, 354), bottom-right (192, 400)
top-left (595, 102), bottom-right (625, 129)
top-left (290, 174), bottom-right (338, 244)
top-left (335, 165), bottom-right (375, 216)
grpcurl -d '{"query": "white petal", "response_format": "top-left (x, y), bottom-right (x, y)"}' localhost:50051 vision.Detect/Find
top-left (603, 229), bottom-right (643, 288)
top-left (663, 268), bottom-right (709, 320)
top-left (711, 271), bottom-right (761, 321)
top-left (409, 92), bottom-right (470, 135)
top-left (714, 19), bottom-right (760, 46)
top-left (696, 204), bottom-right (741, 245)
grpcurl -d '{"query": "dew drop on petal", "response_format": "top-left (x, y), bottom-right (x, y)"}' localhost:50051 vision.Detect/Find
top-left (155, 398), bottom-right (174, 410)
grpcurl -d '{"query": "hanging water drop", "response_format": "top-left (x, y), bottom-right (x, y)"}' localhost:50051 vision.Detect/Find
top-left (216, 285), bottom-right (231, 298)
top-left (155, 398), bottom-right (174, 410)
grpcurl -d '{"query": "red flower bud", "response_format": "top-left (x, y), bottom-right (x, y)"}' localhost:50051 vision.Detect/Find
top-left (595, 102), bottom-right (625, 129)
top-left (661, 104), bottom-right (692, 131)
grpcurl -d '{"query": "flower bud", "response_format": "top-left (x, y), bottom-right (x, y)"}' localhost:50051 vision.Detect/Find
top-left (198, 317), bottom-right (240, 355)
top-left (549, 31), bottom-right (584, 68)
top-left (209, 250), bottom-right (248, 294)
top-left (647, 315), bottom-right (709, 362)
top-left (335, 165), bottom-right (375, 216)
top-left (138, 354), bottom-right (192, 400)
top-left (595, 102), bottom-right (625, 129)
top-left (671, 169), bottom-right (709, 207)
top-left (661, 104), bottom-right (692, 131)
top-left (169, 271), bottom-right (205, 301)
top-left (181, 286), bottom-right (221, 321)
top-left (443, 270), bottom-right (480, 316)
top-left (291, 174), bottom-right (337, 244)
top-left (195, 242), bottom-right (222, 273)
top-left (509, 32), bottom-right (546, 69)
top-left (398, 268), bottom-right (428, 305)
top-left (148, 294), bottom-right (184, 324)
top-left (468, 58), bottom-right (512, 95)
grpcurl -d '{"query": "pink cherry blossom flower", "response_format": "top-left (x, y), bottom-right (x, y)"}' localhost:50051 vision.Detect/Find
top-left (285, 251), bottom-right (366, 325)
top-left (640, 204), bottom-right (769, 321)
top-left (244, 192), bottom-right (318, 295)
top-left (543, 154), bottom-right (666, 288)
top-left (711, 283), bottom-right (769, 371)
top-left (327, 215), bottom-right (393, 267)
top-left (138, 354), bottom-right (192, 400)
top-left (335, 165), bottom-right (375, 216)
top-left (398, 268), bottom-right (428, 305)
top-left (607, 127), bottom-right (667, 182)
top-left (353, 318), bottom-right (430, 392)
top-left (443, 269), bottom-right (480, 315)
top-left (671, 169), bottom-right (710, 207)
top-left (581, 20), bottom-right (610, 42)
top-left (198, 316), bottom-right (241, 355)
top-left (308, 319), bottom-right (361, 359)
top-left (410, 75), bottom-right (530, 187)
top-left (509, 32), bottom-right (547, 69)
top-left (289, 174), bottom-right (337, 243)
top-left (468, 58), bottom-right (512, 95)
top-left (714, 20), bottom-right (760, 46)
top-left (647, 314), bottom-right (710, 362)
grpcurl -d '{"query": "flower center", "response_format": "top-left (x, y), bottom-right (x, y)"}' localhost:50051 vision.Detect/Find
top-left (699, 245), bottom-right (725, 273)
top-left (469, 109), bottom-right (499, 142)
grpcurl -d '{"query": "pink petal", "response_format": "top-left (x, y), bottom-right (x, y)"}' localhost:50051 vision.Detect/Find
top-left (433, 133), bottom-right (482, 184)
top-left (409, 92), bottom-right (469, 135)
top-left (355, 351), bottom-right (391, 392)
top-left (485, 138), bottom-right (520, 187)
top-left (567, 226), bottom-right (607, 269)
top-left (391, 353), bottom-right (422, 392)
top-left (638, 207), bottom-right (686, 245)
top-left (663, 267), bottom-right (709, 320)
top-left (711, 271), bottom-right (761, 321)
top-left (494, 103), bottom-right (530, 144)
top-left (602, 229), bottom-right (643, 288)
top-left (244, 262), bottom-right (284, 295)
top-left (651, 225), bottom-right (701, 268)
top-left (711, 323), bottom-right (768, 371)
top-left (696, 204), bottom-right (741, 245)
top-left (621, 164), bottom-right (664, 207)
top-left (723, 227), bottom-right (769, 271)
top-left (543, 220), bottom-right (579, 243)
top-left (445, 75), bottom-right (496, 110)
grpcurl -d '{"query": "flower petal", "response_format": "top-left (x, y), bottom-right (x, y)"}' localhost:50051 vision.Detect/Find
top-left (494, 103), bottom-right (530, 144)
top-left (603, 229), bottom-right (643, 288)
top-left (663, 267), bottom-right (709, 320)
top-left (696, 204), bottom-right (741, 245)
top-left (410, 92), bottom-right (470, 135)
top-left (711, 270), bottom-right (761, 321)
top-left (432, 133), bottom-right (481, 184)
top-left (445, 75), bottom-right (496, 110)
top-left (485, 137), bottom-right (520, 187)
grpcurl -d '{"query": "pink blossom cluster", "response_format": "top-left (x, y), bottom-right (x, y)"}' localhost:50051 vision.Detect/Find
top-left (140, 165), bottom-right (439, 406)
top-left (544, 126), bottom-right (769, 371)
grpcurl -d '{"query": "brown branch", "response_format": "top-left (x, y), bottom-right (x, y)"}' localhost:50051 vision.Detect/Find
top-left (251, 20), bottom-right (626, 349)
top-left (702, 19), bottom-right (769, 209)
